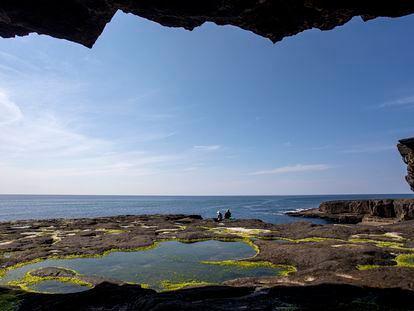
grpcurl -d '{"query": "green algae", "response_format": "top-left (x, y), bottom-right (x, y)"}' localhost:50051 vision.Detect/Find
top-left (160, 280), bottom-right (213, 291)
top-left (0, 292), bottom-right (20, 311)
top-left (355, 253), bottom-right (414, 270)
top-left (201, 260), bottom-right (297, 277)
top-left (259, 236), bottom-right (345, 244)
top-left (139, 283), bottom-right (151, 289)
top-left (95, 228), bottom-right (129, 235)
top-left (355, 253), bottom-right (414, 271)
top-left (356, 264), bottom-right (383, 271)
top-left (348, 238), bottom-right (410, 250)
top-left (293, 237), bottom-right (343, 243)
top-left (7, 269), bottom-right (93, 293)
top-left (395, 254), bottom-right (414, 268)
top-left (211, 229), bottom-right (345, 246)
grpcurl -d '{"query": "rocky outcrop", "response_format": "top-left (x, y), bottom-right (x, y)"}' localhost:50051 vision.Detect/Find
top-left (0, 1), bottom-right (414, 47)
top-left (287, 199), bottom-right (414, 224)
top-left (30, 267), bottom-right (77, 278)
top-left (398, 137), bottom-right (414, 192)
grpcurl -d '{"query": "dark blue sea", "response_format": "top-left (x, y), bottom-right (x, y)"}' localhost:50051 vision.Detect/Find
top-left (0, 194), bottom-right (413, 224)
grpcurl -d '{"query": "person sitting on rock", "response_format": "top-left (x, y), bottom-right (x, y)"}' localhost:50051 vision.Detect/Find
top-left (224, 209), bottom-right (232, 219)
top-left (216, 210), bottom-right (223, 222)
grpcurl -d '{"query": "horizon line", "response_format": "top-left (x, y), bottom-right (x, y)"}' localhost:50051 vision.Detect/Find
top-left (0, 193), bottom-right (413, 197)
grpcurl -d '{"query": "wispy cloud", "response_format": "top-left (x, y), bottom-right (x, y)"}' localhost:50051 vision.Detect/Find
top-left (0, 92), bottom-right (23, 125)
top-left (136, 113), bottom-right (175, 121)
top-left (0, 90), bottom-right (183, 177)
top-left (340, 145), bottom-right (394, 154)
top-left (0, 103), bottom-right (108, 159)
top-left (250, 164), bottom-right (332, 175)
top-left (193, 145), bottom-right (221, 151)
top-left (379, 96), bottom-right (414, 108)
top-left (133, 131), bottom-right (176, 142)
top-left (310, 145), bottom-right (331, 151)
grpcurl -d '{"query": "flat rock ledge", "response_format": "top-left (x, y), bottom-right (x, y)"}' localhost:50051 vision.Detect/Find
top-left (287, 199), bottom-right (414, 224)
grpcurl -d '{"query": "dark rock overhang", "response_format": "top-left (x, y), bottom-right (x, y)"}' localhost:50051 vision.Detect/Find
top-left (1, 1), bottom-right (414, 48)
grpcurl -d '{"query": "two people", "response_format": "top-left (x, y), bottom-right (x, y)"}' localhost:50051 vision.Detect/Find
top-left (216, 209), bottom-right (232, 221)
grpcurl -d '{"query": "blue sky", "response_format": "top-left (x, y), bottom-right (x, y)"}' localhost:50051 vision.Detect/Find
top-left (0, 12), bottom-right (413, 195)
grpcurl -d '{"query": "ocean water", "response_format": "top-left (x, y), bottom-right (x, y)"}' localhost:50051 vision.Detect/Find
top-left (0, 194), bottom-right (413, 224)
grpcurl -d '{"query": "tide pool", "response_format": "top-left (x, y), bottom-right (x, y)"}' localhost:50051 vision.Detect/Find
top-left (1, 240), bottom-right (290, 292)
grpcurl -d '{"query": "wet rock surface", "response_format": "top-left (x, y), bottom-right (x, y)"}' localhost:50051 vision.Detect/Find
top-left (0, 1), bottom-right (414, 47)
top-left (288, 199), bottom-right (414, 224)
top-left (398, 137), bottom-right (414, 192)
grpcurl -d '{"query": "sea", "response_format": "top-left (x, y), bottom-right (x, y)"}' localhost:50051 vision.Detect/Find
top-left (0, 194), bottom-right (413, 224)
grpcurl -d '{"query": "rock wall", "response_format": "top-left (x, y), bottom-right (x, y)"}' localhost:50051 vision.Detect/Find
top-left (0, 1), bottom-right (414, 47)
top-left (320, 199), bottom-right (414, 220)
top-left (398, 137), bottom-right (414, 192)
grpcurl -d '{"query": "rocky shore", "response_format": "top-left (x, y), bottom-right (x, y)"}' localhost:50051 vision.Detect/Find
top-left (287, 199), bottom-right (414, 224)
top-left (1, 213), bottom-right (414, 309)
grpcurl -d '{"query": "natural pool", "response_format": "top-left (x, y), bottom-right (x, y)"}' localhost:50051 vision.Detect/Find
top-left (0, 240), bottom-right (290, 293)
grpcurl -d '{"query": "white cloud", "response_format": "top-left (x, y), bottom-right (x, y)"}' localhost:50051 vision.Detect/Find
top-left (193, 145), bottom-right (221, 151)
top-left (250, 164), bottom-right (332, 175)
top-left (0, 92), bottom-right (23, 125)
top-left (379, 96), bottom-right (414, 108)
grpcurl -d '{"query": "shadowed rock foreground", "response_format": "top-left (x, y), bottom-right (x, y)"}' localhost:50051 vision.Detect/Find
top-left (1, 1), bottom-right (414, 47)
top-left (3, 282), bottom-right (414, 311)
top-left (1, 214), bottom-right (414, 309)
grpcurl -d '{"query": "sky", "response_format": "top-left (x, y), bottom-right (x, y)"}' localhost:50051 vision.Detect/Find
top-left (0, 12), bottom-right (413, 195)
